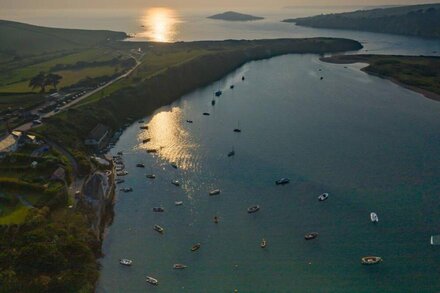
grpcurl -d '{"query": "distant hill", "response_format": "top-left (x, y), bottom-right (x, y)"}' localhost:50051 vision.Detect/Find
top-left (0, 20), bottom-right (127, 58)
top-left (283, 3), bottom-right (440, 38)
top-left (208, 11), bottom-right (264, 21)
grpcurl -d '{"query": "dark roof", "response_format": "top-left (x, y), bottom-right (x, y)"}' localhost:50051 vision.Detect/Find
top-left (87, 124), bottom-right (109, 141)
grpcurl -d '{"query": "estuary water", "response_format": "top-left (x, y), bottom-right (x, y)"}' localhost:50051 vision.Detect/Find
top-left (97, 53), bottom-right (440, 292)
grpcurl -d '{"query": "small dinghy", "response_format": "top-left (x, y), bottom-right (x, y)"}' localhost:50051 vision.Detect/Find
top-left (247, 205), bottom-right (260, 214)
top-left (260, 239), bottom-right (267, 249)
top-left (154, 225), bottom-right (164, 234)
top-left (146, 174), bottom-right (156, 179)
top-left (370, 212), bottom-right (379, 223)
top-left (304, 232), bottom-right (319, 240)
top-left (171, 180), bottom-right (180, 186)
top-left (209, 189), bottom-right (221, 196)
top-left (153, 207), bottom-right (165, 212)
top-left (275, 178), bottom-right (290, 185)
top-left (318, 193), bottom-right (329, 201)
top-left (175, 201), bottom-right (183, 206)
top-left (191, 243), bottom-right (201, 251)
top-left (146, 276), bottom-right (159, 286)
top-left (119, 259), bottom-right (133, 266)
top-left (173, 264), bottom-right (187, 269)
top-left (361, 256), bottom-right (382, 265)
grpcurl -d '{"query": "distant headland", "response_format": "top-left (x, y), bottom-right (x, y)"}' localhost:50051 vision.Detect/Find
top-left (208, 11), bottom-right (264, 21)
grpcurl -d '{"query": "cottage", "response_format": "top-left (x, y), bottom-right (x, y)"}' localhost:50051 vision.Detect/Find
top-left (84, 124), bottom-right (110, 150)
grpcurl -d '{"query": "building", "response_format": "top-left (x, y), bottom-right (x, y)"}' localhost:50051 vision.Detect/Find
top-left (84, 124), bottom-right (111, 150)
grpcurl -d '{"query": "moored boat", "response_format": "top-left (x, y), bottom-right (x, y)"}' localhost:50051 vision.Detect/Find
top-left (247, 205), bottom-right (260, 214)
top-left (154, 225), bottom-right (164, 234)
top-left (142, 138), bottom-right (151, 143)
top-left (260, 238), bottom-right (267, 248)
top-left (304, 232), bottom-right (319, 240)
top-left (171, 180), bottom-right (180, 186)
top-left (175, 201), bottom-right (183, 206)
top-left (115, 179), bottom-right (125, 184)
top-left (119, 259), bottom-right (133, 266)
top-left (186, 120), bottom-right (193, 123)
top-left (153, 207), bottom-right (165, 212)
top-left (146, 174), bottom-right (156, 179)
top-left (136, 163), bottom-right (145, 168)
top-left (191, 243), bottom-right (201, 251)
top-left (203, 112), bottom-right (210, 116)
top-left (275, 178), bottom-right (290, 185)
top-left (147, 149), bottom-right (158, 153)
top-left (171, 162), bottom-right (178, 169)
top-left (370, 212), bottom-right (379, 223)
top-left (120, 187), bottom-right (133, 192)
top-left (146, 276), bottom-right (159, 286)
top-left (213, 216), bottom-right (219, 224)
top-left (215, 90), bottom-right (222, 97)
top-left (173, 264), bottom-right (187, 269)
top-left (228, 150), bottom-right (235, 157)
top-left (361, 256), bottom-right (382, 265)
top-left (209, 189), bottom-right (221, 196)
top-left (212, 100), bottom-right (216, 106)
top-left (230, 85), bottom-right (234, 89)
top-left (318, 193), bottom-right (329, 201)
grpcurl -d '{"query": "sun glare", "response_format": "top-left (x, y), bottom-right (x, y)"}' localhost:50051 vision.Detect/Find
top-left (140, 7), bottom-right (180, 42)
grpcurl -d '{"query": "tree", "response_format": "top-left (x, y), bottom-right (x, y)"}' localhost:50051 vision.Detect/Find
top-left (45, 73), bottom-right (63, 90)
top-left (29, 72), bottom-right (47, 93)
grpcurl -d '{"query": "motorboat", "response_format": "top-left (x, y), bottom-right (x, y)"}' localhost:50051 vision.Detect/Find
top-left (191, 243), bottom-right (201, 251)
top-left (154, 225), bottom-right (164, 233)
top-left (215, 90), bottom-right (222, 97)
top-left (361, 256), bottom-right (382, 265)
top-left (146, 174), bottom-right (156, 179)
top-left (146, 276), bottom-right (159, 286)
top-left (115, 179), bottom-right (125, 184)
top-left (186, 120), bottom-right (193, 123)
top-left (228, 150), bottom-right (235, 157)
top-left (119, 259), bottom-right (133, 266)
top-left (171, 162), bottom-right (178, 169)
top-left (212, 100), bottom-right (216, 106)
top-left (230, 85), bottom-right (235, 89)
top-left (275, 178), bottom-right (290, 185)
top-left (116, 170), bottom-right (128, 176)
top-left (120, 187), bottom-right (133, 192)
top-left (117, 151), bottom-right (123, 155)
top-left (242, 76), bottom-right (245, 81)
top-left (153, 207), bottom-right (165, 212)
top-left (175, 201), bottom-right (183, 206)
top-left (213, 216), bottom-right (219, 224)
top-left (370, 212), bottom-right (379, 223)
top-left (136, 163), bottom-right (145, 168)
top-left (261, 239), bottom-right (267, 248)
top-left (209, 189), bottom-right (221, 196)
top-left (233, 128), bottom-right (241, 133)
top-left (318, 193), bottom-right (329, 201)
top-left (203, 112), bottom-right (210, 116)
top-left (171, 180), bottom-right (180, 186)
top-left (173, 264), bottom-right (187, 269)
top-left (304, 232), bottom-right (319, 240)
top-left (247, 205), bottom-right (260, 214)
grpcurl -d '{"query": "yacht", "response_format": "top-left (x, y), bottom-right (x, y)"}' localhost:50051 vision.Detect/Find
top-left (175, 201), bottom-right (183, 206)
top-left (275, 178), bottom-right (290, 185)
top-left (361, 256), bottom-right (382, 265)
top-left (304, 232), bottom-right (319, 240)
top-left (191, 243), bottom-right (201, 251)
top-left (173, 264), bottom-right (188, 269)
top-left (146, 276), bottom-right (159, 286)
top-left (260, 239), bottom-right (267, 248)
top-left (209, 189), bottom-right (221, 196)
top-left (171, 180), bottom-right (180, 186)
top-left (370, 212), bottom-right (379, 223)
top-left (136, 163), bottom-right (145, 168)
top-left (247, 205), bottom-right (260, 214)
top-left (146, 174), bottom-right (156, 179)
top-left (153, 207), bottom-right (165, 212)
top-left (119, 259), bottom-right (133, 266)
top-left (318, 193), bottom-right (329, 201)
top-left (154, 225), bottom-right (164, 233)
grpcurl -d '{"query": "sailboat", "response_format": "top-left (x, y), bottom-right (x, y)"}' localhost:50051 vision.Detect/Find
top-left (233, 121), bottom-right (241, 133)
top-left (228, 146), bottom-right (235, 157)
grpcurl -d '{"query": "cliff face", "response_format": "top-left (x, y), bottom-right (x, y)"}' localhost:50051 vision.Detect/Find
top-left (80, 170), bottom-right (115, 240)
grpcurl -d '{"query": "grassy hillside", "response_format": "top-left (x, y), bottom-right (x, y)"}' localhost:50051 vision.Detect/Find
top-left (321, 54), bottom-right (440, 100)
top-left (0, 20), bottom-right (127, 60)
top-left (283, 3), bottom-right (440, 38)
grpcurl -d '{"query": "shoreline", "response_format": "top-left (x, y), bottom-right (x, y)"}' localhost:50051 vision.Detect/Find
top-left (320, 55), bottom-right (440, 102)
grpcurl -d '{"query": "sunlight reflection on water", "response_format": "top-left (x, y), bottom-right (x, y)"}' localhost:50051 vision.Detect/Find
top-left (139, 7), bottom-right (181, 42)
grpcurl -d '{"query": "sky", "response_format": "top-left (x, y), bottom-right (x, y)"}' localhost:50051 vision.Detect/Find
top-left (1, 0), bottom-right (440, 9)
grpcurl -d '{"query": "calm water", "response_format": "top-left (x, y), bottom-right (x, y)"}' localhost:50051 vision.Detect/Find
top-left (5, 6), bottom-right (440, 292)
top-left (96, 53), bottom-right (440, 292)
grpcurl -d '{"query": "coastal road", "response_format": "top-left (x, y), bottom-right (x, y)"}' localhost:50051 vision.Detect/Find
top-left (15, 56), bottom-right (143, 133)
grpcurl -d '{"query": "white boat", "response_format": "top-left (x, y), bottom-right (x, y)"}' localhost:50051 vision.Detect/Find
top-left (275, 178), bottom-right (290, 185)
top-left (370, 212), bottom-right (379, 223)
top-left (318, 193), bottom-right (329, 201)
top-left (171, 180), bottom-right (180, 186)
top-left (119, 259), bottom-right (133, 266)
top-left (175, 201), bottom-right (183, 206)
top-left (146, 276), bottom-right (159, 286)
top-left (209, 189), bottom-right (221, 196)
top-left (248, 205), bottom-right (260, 214)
